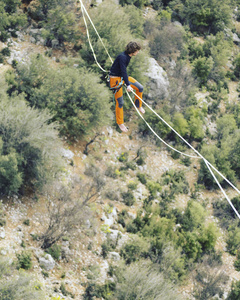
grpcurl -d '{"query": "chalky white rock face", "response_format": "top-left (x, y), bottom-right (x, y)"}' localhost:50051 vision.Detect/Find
top-left (39, 254), bottom-right (55, 271)
top-left (145, 58), bottom-right (169, 100)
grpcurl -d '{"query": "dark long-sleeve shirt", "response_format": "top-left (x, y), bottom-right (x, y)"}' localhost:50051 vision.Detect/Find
top-left (109, 51), bottom-right (131, 86)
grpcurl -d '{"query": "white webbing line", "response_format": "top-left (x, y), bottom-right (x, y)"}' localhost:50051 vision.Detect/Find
top-left (79, 0), bottom-right (240, 219)
top-left (79, 0), bottom-right (113, 65)
top-left (125, 91), bottom-right (199, 159)
top-left (204, 159), bottom-right (240, 219)
top-left (129, 88), bottom-right (240, 196)
top-left (80, 1), bottom-right (108, 72)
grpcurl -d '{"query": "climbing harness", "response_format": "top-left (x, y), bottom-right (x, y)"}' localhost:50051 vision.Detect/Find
top-left (79, 0), bottom-right (240, 220)
top-left (108, 76), bottom-right (124, 104)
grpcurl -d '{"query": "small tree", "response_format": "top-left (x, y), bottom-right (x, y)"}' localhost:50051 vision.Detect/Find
top-left (193, 255), bottom-right (228, 300)
top-left (192, 56), bottom-right (214, 86)
top-left (114, 260), bottom-right (183, 299)
top-left (40, 166), bottom-right (105, 249)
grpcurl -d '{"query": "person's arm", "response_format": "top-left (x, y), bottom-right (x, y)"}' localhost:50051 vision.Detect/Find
top-left (119, 56), bottom-right (130, 87)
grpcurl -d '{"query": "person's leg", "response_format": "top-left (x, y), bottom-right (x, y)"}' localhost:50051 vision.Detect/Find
top-left (110, 77), bottom-right (128, 132)
top-left (128, 76), bottom-right (144, 113)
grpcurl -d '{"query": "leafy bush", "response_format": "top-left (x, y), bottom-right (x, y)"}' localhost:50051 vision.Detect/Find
top-left (192, 56), bottom-right (214, 86)
top-left (181, 200), bottom-right (206, 231)
top-left (0, 0), bottom-right (27, 42)
top-left (46, 244), bottom-right (61, 261)
top-left (120, 236), bottom-right (149, 264)
top-left (138, 109), bottom-right (173, 140)
top-left (137, 172), bottom-right (147, 184)
top-left (198, 143), bottom-right (236, 189)
top-left (119, 0), bottom-right (148, 8)
top-left (1, 47), bottom-right (11, 56)
top-left (83, 281), bottom-right (115, 300)
top-left (16, 251), bottom-right (32, 270)
top-left (149, 22), bottom-right (185, 59)
top-left (234, 250), bottom-right (240, 271)
top-left (172, 112), bottom-right (189, 138)
top-left (170, 0), bottom-right (232, 34)
top-left (121, 190), bottom-right (136, 206)
top-left (8, 55), bottom-right (112, 138)
top-left (0, 93), bottom-right (64, 194)
top-left (27, 0), bottom-right (78, 46)
top-left (227, 280), bottom-right (240, 300)
top-left (226, 225), bottom-right (240, 255)
top-left (146, 180), bottom-right (162, 199)
top-left (161, 169), bottom-right (189, 194)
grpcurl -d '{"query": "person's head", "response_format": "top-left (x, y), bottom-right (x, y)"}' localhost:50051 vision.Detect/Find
top-left (125, 41), bottom-right (141, 56)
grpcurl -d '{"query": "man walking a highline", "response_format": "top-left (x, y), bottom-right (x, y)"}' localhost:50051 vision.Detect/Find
top-left (109, 41), bottom-right (145, 132)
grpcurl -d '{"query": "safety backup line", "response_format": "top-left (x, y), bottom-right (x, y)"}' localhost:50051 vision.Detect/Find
top-left (79, 0), bottom-right (240, 220)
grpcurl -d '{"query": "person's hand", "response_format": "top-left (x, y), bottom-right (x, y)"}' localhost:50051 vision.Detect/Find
top-left (127, 85), bottom-right (133, 92)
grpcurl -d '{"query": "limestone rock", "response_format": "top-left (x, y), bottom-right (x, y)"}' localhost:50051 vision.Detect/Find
top-left (145, 58), bottom-right (169, 100)
top-left (0, 228), bottom-right (5, 239)
top-left (39, 254), bottom-right (55, 271)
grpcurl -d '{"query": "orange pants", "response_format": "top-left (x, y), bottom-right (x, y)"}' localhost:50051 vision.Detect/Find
top-left (110, 76), bottom-right (143, 125)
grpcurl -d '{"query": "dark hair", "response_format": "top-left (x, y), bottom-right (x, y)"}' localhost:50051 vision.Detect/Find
top-left (125, 41), bottom-right (141, 54)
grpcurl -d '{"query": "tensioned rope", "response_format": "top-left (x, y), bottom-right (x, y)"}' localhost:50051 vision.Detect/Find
top-left (78, 0), bottom-right (240, 219)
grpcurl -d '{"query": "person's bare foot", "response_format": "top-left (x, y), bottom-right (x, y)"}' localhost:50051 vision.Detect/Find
top-left (118, 124), bottom-right (128, 132)
top-left (138, 106), bottom-right (145, 114)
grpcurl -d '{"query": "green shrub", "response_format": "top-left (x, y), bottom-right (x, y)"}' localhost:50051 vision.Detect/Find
top-left (234, 250), bottom-right (240, 271)
top-left (227, 280), bottom-right (240, 300)
top-left (23, 219), bottom-right (30, 226)
top-left (0, 0), bottom-right (27, 42)
top-left (149, 23), bottom-right (185, 59)
top-left (1, 47), bottom-right (10, 56)
top-left (46, 244), bottom-right (61, 261)
top-left (122, 190), bottom-right (136, 206)
top-left (146, 180), bottom-right (162, 199)
top-left (83, 281), bottom-right (116, 300)
top-left (0, 93), bottom-right (64, 194)
top-left (181, 200), bottom-right (206, 231)
top-left (118, 152), bottom-right (129, 162)
top-left (0, 142), bottom-right (22, 194)
top-left (161, 169), bottom-right (189, 194)
top-left (138, 109), bottom-right (172, 139)
top-left (105, 166), bottom-right (118, 179)
top-left (9, 55), bottom-right (112, 138)
top-left (198, 223), bottom-right (218, 252)
top-left (234, 53), bottom-right (240, 79)
top-left (226, 225), bottom-right (240, 255)
top-left (118, 209), bottom-right (129, 228)
top-left (0, 203), bottom-right (6, 227)
top-left (172, 112), bottom-right (189, 138)
top-left (192, 56), bottom-right (214, 87)
top-left (181, 231), bottom-right (202, 260)
top-left (119, 0), bottom-right (148, 8)
top-left (169, 0), bottom-right (232, 34)
top-left (60, 282), bottom-right (74, 298)
top-left (16, 251), bottom-right (32, 270)
top-left (137, 172), bottom-right (147, 184)
top-left (120, 237), bottom-right (149, 264)
top-left (180, 156), bottom-right (191, 166)
top-left (127, 181), bottom-right (138, 190)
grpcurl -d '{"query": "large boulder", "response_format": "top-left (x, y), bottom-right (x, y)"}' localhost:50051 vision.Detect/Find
top-left (145, 58), bottom-right (169, 100)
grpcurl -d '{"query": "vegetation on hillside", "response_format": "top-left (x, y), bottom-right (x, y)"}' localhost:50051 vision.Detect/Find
top-left (1, 0), bottom-right (240, 298)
